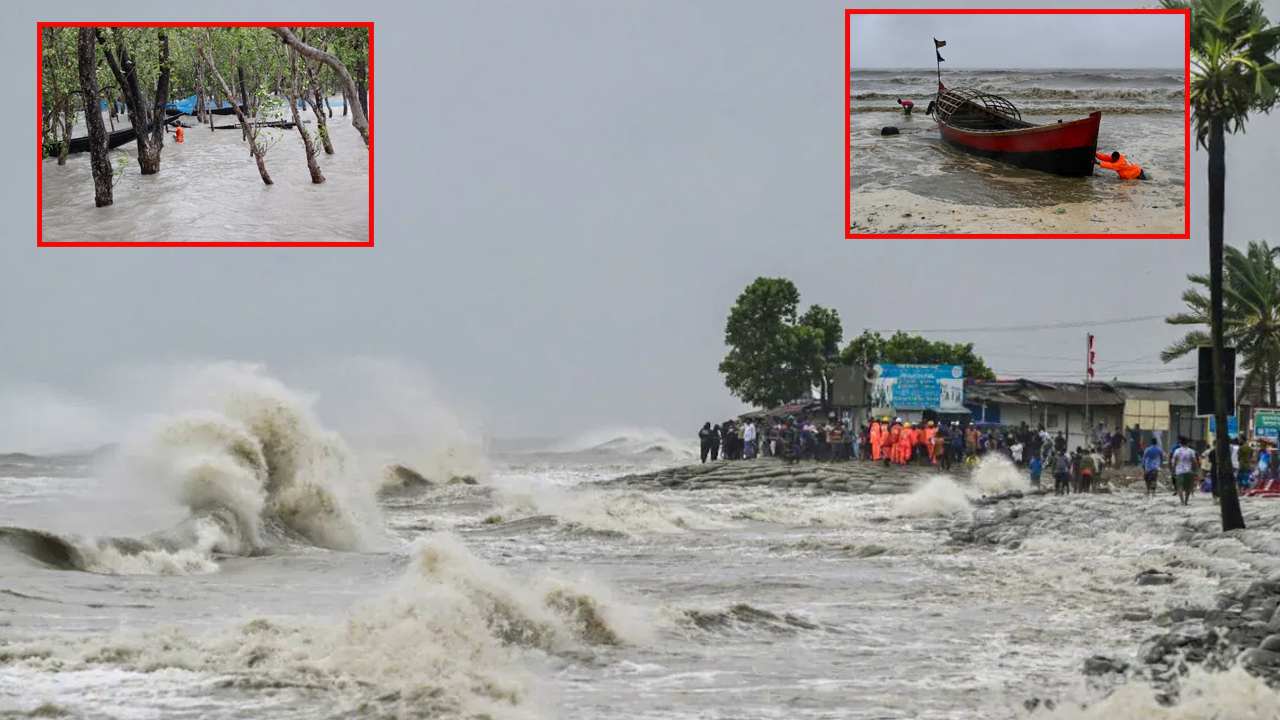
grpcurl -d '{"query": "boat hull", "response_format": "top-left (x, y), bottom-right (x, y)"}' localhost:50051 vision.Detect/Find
top-left (936, 111), bottom-right (1101, 177)
top-left (42, 118), bottom-right (177, 157)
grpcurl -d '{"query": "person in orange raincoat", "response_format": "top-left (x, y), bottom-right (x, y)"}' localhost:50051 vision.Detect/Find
top-left (897, 423), bottom-right (914, 465)
top-left (870, 420), bottom-right (882, 461)
top-left (924, 421), bottom-right (938, 465)
top-left (885, 421), bottom-right (901, 466)
top-left (1094, 151), bottom-right (1145, 180)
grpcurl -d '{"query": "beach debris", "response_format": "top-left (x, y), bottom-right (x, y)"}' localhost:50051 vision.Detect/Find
top-left (881, 127), bottom-right (900, 136)
top-left (1054, 208), bottom-right (1066, 214)
top-left (902, 213), bottom-right (912, 218)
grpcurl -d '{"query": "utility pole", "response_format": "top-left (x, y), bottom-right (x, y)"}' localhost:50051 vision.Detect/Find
top-left (1085, 334), bottom-right (1095, 450)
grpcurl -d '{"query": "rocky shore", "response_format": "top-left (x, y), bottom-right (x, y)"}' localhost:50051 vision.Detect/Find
top-left (602, 458), bottom-right (948, 494)
top-left (950, 492), bottom-right (1280, 701)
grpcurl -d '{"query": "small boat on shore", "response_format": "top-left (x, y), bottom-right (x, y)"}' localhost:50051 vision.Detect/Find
top-left (929, 87), bottom-right (1101, 177)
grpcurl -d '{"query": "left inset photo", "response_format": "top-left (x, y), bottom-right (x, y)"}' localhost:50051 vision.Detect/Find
top-left (38, 24), bottom-right (372, 246)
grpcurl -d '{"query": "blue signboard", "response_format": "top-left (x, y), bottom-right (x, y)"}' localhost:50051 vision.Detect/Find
top-left (1207, 415), bottom-right (1239, 437)
top-left (1253, 409), bottom-right (1280, 441)
top-left (869, 364), bottom-right (965, 411)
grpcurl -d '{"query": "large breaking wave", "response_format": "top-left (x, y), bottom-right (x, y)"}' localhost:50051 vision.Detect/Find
top-left (0, 363), bottom-right (462, 574)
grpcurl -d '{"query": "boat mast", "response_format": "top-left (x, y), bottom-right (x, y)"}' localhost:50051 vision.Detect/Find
top-left (932, 38), bottom-right (948, 101)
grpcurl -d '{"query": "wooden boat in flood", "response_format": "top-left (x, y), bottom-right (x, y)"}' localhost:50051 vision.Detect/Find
top-left (42, 117), bottom-right (180, 157)
top-left (930, 87), bottom-right (1101, 177)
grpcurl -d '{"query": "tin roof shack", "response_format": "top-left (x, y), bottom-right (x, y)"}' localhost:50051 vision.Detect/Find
top-left (1111, 380), bottom-right (1253, 448)
top-left (964, 380), bottom-right (1124, 450)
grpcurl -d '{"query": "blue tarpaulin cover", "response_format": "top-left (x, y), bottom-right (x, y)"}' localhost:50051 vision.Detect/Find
top-left (165, 95), bottom-right (199, 114)
top-left (165, 96), bottom-right (243, 114)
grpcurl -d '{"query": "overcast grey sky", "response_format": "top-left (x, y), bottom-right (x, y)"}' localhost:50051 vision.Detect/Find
top-left (850, 11), bottom-right (1186, 69)
top-left (3, 0), bottom-right (1279, 451)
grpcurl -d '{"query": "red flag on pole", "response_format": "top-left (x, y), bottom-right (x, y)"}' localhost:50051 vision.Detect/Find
top-left (1087, 334), bottom-right (1096, 379)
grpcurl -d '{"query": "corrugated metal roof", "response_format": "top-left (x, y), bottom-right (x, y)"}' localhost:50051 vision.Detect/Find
top-left (1111, 381), bottom-right (1197, 406)
top-left (965, 379), bottom-right (1123, 406)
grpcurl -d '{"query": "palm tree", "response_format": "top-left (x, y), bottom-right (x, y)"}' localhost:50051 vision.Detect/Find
top-left (1164, 241), bottom-right (1280, 409)
top-left (1163, 0), bottom-right (1280, 531)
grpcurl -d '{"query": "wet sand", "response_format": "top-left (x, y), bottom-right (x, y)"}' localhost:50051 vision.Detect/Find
top-left (850, 186), bottom-right (1185, 235)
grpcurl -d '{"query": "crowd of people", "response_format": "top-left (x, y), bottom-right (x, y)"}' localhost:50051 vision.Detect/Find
top-left (698, 415), bottom-right (1080, 471)
top-left (1138, 434), bottom-right (1280, 504)
top-left (696, 414), bottom-right (1280, 501)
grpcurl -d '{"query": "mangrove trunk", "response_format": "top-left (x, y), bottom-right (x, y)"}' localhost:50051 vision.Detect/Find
top-left (288, 47), bottom-right (324, 183)
top-left (77, 28), bottom-right (113, 207)
top-left (303, 58), bottom-right (334, 154)
top-left (267, 27), bottom-right (369, 147)
top-left (96, 28), bottom-right (164, 175)
top-left (198, 34), bottom-right (272, 184)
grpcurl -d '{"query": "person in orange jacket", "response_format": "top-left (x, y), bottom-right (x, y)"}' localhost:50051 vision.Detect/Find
top-left (897, 423), bottom-right (913, 465)
top-left (885, 421), bottom-right (901, 466)
top-left (1094, 151), bottom-right (1145, 180)
top-left (870, 420), bottom-right (882, 461)
top-left (924, 421), bottom-right (938, 464)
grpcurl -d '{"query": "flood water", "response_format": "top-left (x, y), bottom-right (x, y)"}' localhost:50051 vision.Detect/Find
top-left (40, 101), bottom-right (369, 243)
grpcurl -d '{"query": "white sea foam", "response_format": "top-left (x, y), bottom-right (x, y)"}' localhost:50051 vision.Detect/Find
top-left (893, 455), bottom-right (1031, 518)
top-left (112, 363), bottom-right (384, 554)
top-left (0, 532), bottom-right (649, 719)
top-left (491, 481), bottom-right (730, 535)
top-left (1029, 667), bottom-right (1280, 719)
top-left (893, 475), bottom-right (974, 518)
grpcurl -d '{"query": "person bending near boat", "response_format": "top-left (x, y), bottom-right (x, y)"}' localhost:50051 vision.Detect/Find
top-left (897, 98), bottom-right (914, 116)
top-left (1094, 151), bottom-right (1146, 180)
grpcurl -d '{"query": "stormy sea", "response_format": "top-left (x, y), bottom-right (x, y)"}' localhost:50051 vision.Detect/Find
top-left (848, 68), bottom-right (1185, 232)
top-left (3, 363), bottom-right (1279, 719)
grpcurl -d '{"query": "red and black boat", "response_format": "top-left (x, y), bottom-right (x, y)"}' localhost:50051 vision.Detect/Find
top-left (928, 87), bottom-right (1101, 177)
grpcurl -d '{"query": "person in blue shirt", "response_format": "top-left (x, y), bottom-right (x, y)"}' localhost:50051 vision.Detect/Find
top-left (1029, 454), bottom-right (1043, 490)
top-left (1141, 437), bottom-right (1165, 499)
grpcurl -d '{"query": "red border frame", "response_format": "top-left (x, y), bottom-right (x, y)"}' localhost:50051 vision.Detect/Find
top-left (845, 9), bottom-right (1191, 239)
top-left (37, 22), bottom-right (373, 247)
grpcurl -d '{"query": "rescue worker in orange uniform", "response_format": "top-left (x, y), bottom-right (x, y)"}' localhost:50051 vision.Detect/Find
top-left (1094, 151), bottom-right (1145, 180)
top-left (885, 421), bottom-right (901, 466)
top-left (897, 423), bottom-right (913, 465)
top-left (924, 421), bottom-right (938, 465)
top-left (169, 124), bottom-right (184, 143)
top-left (869, 420), bottom-right (882, 461)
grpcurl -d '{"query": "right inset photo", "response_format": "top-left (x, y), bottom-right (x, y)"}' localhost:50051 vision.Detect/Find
top-left (847, 9), bottom-right (1189, 237)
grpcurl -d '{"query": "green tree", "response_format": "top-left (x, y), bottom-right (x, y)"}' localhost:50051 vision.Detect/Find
top-left (1163, 241), bottom-right (1280, 408)
top-left (719, 278), bottom-right (842, 409)
top-left (797, 305), bottom-right (843, 406)
top-left (840, 330), bottom-right (996, 381)
top-left (1163, 0), bottom-right (1280, 532)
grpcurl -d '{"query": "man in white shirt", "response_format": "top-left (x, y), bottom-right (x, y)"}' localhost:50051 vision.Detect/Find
top-left (743, 421), bottom-right (757, 459)
top-left (1172, 436), bottom-right (1199, 505)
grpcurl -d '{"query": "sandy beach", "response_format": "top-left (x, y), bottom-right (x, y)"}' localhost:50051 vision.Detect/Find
top-left (850, 185), bottom-right (1186, 234)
